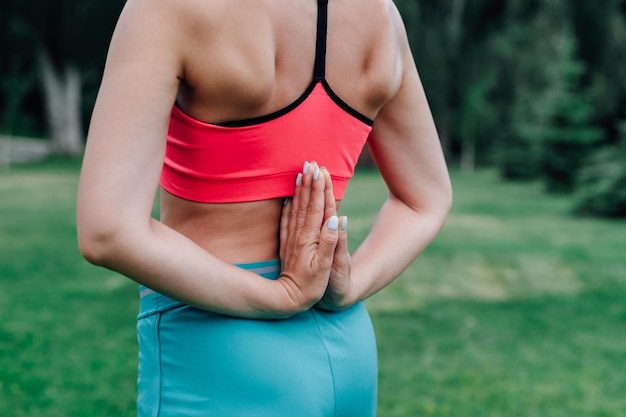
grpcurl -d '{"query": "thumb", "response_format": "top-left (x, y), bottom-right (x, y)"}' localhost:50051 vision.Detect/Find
top-left (317, 215), bottom-right (339, 263)
top-left (334, 216), bottom-right (349, 258)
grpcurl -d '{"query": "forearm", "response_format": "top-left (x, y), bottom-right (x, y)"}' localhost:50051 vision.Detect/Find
top-left (79, 218), bottom-right (297, 319)
top-left (349, 193), bottom-right (449, 303)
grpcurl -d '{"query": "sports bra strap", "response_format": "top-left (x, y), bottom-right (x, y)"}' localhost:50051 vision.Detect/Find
top-left (314, 0), bottom-right (328, 80)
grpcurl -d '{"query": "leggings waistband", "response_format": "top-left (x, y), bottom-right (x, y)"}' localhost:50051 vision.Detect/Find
top-left (138, 259), bottom-right (281, 318)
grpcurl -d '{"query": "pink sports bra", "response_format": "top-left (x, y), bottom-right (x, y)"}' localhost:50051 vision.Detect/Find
top-left (160, 0), bottom-right (373, 203)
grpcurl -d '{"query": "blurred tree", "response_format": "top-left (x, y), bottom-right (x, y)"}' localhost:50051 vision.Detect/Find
top-left (1, 0), bottom-right (624, 176)
top-left (395, 0), bottom-right (506, 170)
top-left (570, 0), bottom-right (626, 143)
top-left (488, 1), bottom-right (560, 180)
top-left (396, 0), bottom-right (625, 186)
top-left (457, 72), bottom-right (496, 172)
top-left (4, 0), bottom-right (124, 155)
top-left (568, 1), bottom-right (626, 216)
top-left (0, 0), bottom-right (40, 136)
top-left (486, 0), bottom-right (607, 184)
top-left (540, 32), bottom-right (603, 193)
top-left (574, 121), bottom-right (626, 217)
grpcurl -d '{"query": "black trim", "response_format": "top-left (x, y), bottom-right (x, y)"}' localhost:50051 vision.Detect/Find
top-left (321, 80), bottom-right (374, 126)
top-left (214, 80), bottom-right (318, 127)
top-left (176, 0), bottom-right (372, 128)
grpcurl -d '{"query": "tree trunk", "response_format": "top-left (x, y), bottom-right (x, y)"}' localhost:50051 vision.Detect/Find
top-left (448, 0), bottom-right (466, 43)
top-left (37, 47), bottom-right (84, 156)
top-left (0, 136), bottom-right (11, 171)
top-left (445, 0), bottom-right (466, 165)
top-left (438, 108), bottom-right (451, 160)
top-left (460, 138), bottom-right (475, 173)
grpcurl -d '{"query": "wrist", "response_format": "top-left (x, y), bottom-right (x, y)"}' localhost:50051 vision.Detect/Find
top-left (268, 275), bottom-right (321, 316)
top-left (316, 276), bottom-right (359, 311)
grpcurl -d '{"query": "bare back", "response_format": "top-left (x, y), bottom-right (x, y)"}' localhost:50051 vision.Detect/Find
top-left (79, 0), bottom-right (450, 316)
top-left (160, 0), bottom-right (403, 263)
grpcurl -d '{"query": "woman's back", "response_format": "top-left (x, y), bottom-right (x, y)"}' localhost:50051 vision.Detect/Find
top-left (174, 0), bottom-right (401, 124)
top-left (78, 0), bottom-right (450, 316)
top-left (149, 0), bottom-right (405, 263)
top-left (78, 2), bottom-right (450, 413)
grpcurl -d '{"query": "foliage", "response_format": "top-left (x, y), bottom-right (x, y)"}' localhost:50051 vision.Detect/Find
top-left (570, 0), bottom-right (626, 129)
top-left (487, 0), bottom-right (580, 181)
top-left (14, 1), bottom-right (125, 71)
top-left (0, 0), bottom-right (42, 136)
top-left (395, 0), bottom-right (507, 168)
top-left (574, 128), bottom-right (626, 218)
top-left (539, 29), bottom-right (604, 193)
top-left (1, 1), bottom-right (625, 211)
top-left (394, 0), bottom-right (625, 199)
top-left (0, 0), bottom-right (125, 142)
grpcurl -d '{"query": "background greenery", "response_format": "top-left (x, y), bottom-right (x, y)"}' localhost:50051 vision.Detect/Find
top-left (1, 0), bottom-right (625, 215)
top-left (1, 0), bottom-right (625, 414)
top-left (1, 161), bottom-right (624, 416)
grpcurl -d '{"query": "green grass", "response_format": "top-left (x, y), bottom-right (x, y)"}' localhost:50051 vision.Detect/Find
top-left (346, 169), bottom-right (626, 417)
top-left (1, 161), bottom-right (625, 416)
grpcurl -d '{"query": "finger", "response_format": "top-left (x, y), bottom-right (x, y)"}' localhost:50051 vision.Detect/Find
top-left (335, 216), bottom-right (349, 258)
top-left (316, 215), bottom-right (339, 268)
top-left (301, 161), bottom-right (326, 237)
top-left (293, 161), bottom-right (314, 231)
top-left (321, 167), bottom-right (337, 222)
top-left (288, 161), bottom-right (307, 240)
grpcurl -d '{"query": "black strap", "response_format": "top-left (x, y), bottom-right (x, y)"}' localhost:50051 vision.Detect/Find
top-left (313, 0), bottom-right (328, 80)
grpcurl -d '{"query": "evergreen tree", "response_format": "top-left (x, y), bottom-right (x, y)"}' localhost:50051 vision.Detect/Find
top-left (489, 7), bottom-right (559, 180)
top-left (574, 121), bottom-right (626, 217)
top-left (540, 33), bottom-right (603, 193)
top-left (394, 0), bottom-right (507, 168)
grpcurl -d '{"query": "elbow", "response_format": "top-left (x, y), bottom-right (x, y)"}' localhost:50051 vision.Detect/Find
top-left (428, 170), bottom-right (453, 224)
top-left (440, 182), bottom-right (453, 221)
top-left (77, 228), bottom-right (114, 267)
top-left (432, 179), bottom-right (453, 231)
top-left (393, 182), bottom-right (452, 235)
top-left (76, 219), bottom-right (127, 267)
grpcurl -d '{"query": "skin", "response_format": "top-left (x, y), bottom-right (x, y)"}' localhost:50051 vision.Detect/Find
top-left (76, 0), bottom-right (452, 318)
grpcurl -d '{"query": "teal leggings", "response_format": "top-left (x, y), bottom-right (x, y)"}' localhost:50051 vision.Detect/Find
top-left (136, 260), bottom-right (378, 416)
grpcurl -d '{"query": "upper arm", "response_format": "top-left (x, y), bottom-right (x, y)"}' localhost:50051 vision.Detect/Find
top-left (78, 0), bottom-right (186, 233)
top-left (367, 5), bottom-right (452, 215)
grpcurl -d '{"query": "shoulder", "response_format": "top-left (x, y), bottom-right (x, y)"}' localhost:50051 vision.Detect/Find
top-left (357, 0), bottom-right (405, 29)
top-left (354, 0), bottom-right (411, 103)
top-left (366, 0), bottom-right (417, 81)
top-left (115, 0), bottom-right (205, 35)
top-left (378, 0), bottom-right (413, 58)
top-left (112, 0), bottom-right (230, 47)
top-left (347, 0), bottom-right (411, 61)
top-left (107, 0), bottom-right (224, 78)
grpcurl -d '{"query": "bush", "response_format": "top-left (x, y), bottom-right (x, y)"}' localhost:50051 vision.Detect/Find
top-left (574, 145), bottom-right (626, 218)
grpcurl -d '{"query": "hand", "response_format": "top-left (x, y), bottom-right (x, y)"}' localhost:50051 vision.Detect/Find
top-left (278, 161), bottom-right (340, 312)
top-left (316, 215), bottom-right (356, 311)
top-left (309, 163), bottom-right (355, 310)
top-left (312, 164), bottom-right (355, 310)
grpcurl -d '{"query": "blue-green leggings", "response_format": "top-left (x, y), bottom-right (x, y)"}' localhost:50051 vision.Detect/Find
top-left (136, 260), bottom-right (378, 416)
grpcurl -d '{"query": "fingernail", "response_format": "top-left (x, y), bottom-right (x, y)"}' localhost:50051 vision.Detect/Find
top-left (313, 167), bottom-right (320, 181)
top-left (296, 173), bottom-right (303, 186)
top-left (341, 216), bottom-right (348, 231)
top-left (283, 198), bottom-right (289, 206)
top-left (327, 216), bottom-right (339, 231)
top-left (303, 161), bottom-right (310, 175)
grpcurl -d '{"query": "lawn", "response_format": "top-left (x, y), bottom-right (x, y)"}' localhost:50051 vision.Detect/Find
top-left (1, 160), bottom-right (625, 416)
